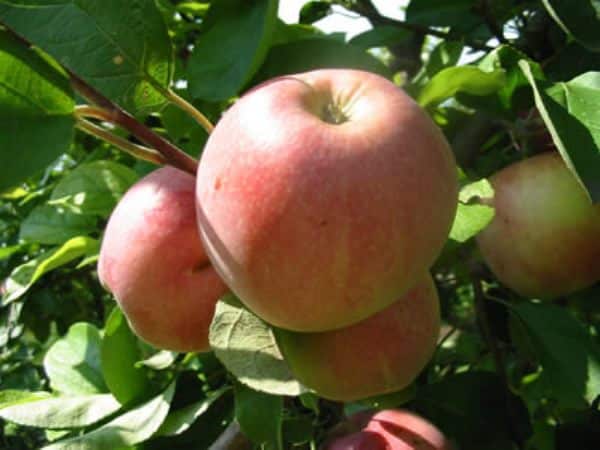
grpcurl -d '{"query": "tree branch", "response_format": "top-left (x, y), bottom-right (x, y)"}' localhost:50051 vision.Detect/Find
top-left (208, 422), bottom-right (252, 450)
top-left (0, 22), bottom-right (199, 176)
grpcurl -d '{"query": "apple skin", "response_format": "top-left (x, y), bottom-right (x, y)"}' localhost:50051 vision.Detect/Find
top-left (196, 69), bottom-right (458, 332)
top-left (476, 152), bottom-right (600, 299)
top-left (325, 409), bottom-right (450, 450)
top-left (276, 275), bottom-right (440, 401)
top-left (98, 167), bottom-right (228, 352)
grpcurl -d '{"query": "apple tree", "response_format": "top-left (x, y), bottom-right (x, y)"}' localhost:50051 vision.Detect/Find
top-left (0, 1), bottom-right (599, 449)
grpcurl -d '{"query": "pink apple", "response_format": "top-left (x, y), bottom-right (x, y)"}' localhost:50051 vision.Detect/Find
top-left (476, 152), bottom-right (600, 299)
top-left (276, 276), bottom-right (440, 401)
top-left (98, 167), bottom-right (228, 352)
top-left (325, 409), bottom-right (451, 450)
top-left (196, 69), bottom-right (458, 332)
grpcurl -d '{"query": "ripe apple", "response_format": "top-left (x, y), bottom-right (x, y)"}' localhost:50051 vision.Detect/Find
top-left (324, 409), bottom-right (451, 450)
top-left (476, 152), bottom-right (600, 299)
top-left (98, 167), bottom-right (228, 352)
top-left (196, 69), bottom-right (458, 332)
top-left (275, 275), bottom-right (440, 401)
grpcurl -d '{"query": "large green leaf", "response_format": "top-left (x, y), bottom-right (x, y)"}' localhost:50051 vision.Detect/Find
top-left (542, 0), bottom-right (600, 51)
top-left (510, 302), bottom-right (600, 407)
top-left (44, 322), bottom-right (107, 396)
top-left (0, 29), bottom-right (74, 192)
top-left (50, 160), bottom-right (139, 218)
top-left (20, 205), bottom-right (96, 245)
top-left (256, 38), bottom-right (390, 82)
top-left (42, 382), bottom-right (175, 450)
top-left (0, 393), bottom-right (121, 429)
top-left (520, 62), bottom-right (600, 202)
top-left (0, 0), bottom-right (173, 113)
top-left (234, 382), bottom-right (283, 449)
top-left (101, 308), bottom-right (151, 406)
top-left (209, 296), bottom-right (307, 397)
top-left (187, 0), bottom-right (278, 101)
top-left (349, 25), bottom-right (410, 50)
top-left (418, 66), bottom-right (506, 107)
top-left (1, 236), bottom-right (100, 306)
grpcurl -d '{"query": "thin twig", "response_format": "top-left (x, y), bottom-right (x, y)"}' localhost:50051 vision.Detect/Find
top-left (161, 87), bottom-right (214, 134)
top-left (75, 118), bottom-right (166, 166)
top-left (0, 21), bottom-right (198, 176)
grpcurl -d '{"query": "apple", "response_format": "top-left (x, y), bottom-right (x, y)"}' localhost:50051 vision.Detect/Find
top-left (98, 167), bottom-right (228, 352)
top-left (476, 152), bottom-right (600, 299)
top-left (196, 69), bottom-right (458, 332)
top-left (324, 409), bottom-right (451, 450)
top-left (275, 275), bottom-right (440, 401)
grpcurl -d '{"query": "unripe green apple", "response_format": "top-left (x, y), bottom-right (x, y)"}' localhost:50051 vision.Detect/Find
top-left (196, 69), bottom-right (458, 332)
top-left (276, 276), bottom-right (440, 401)
top-left (476, 152), bottom-right (600, 299)
top-left (324, 409), bottom-right (451, 450)
top-left (98, 167), bottom-right (228, 352)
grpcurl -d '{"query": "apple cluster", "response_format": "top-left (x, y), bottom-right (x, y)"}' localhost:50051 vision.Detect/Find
top-left (98, 69), bottom-right (459, 402)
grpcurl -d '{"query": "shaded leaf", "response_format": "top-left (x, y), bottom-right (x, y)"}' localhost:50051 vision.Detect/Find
top-left (188, 0), bottom-right (278, 101)
top-left (234, 382), bottom-right (283, 448)
top-left (209, 296), bottom-right (307, 396)
top-left (44, 322), bottom-right (107, 395)
top-left (349, 25), bottom-right (411, 49)
top-left (542, 0), bottom-right (600, 51)
top-left (20, 205), bottom-right (96, 245)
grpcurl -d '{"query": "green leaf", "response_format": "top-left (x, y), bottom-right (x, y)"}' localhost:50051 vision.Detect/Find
top-left (0, 393), bottom-right (121, 429)
top-left (0, 0), bottom-right (173, 113)
top-left (520, 61), bottom-right (600, 201)
top-left (20, 205), bottom-right (96, 245)
top-left (2, 236), bottom-right (100, 306)
top-left (0, 29), bottom-right (74, 192)
top-left (0, 244), bottom-right (22, 261)
top-left (425, 40), bottom-right (464, 77)
top-left (136, 351), bottom-right (178, 371)
top-left (187, 0), bottom-right (278, 101)
top-left (256, 38), bottom-right (390, 82)
top-left (349, 25), bottom-right (411, 50)
top-left (449, 203), bottom-right (495, 243)
top-left (234, 382), bottom-right (283, 448)
top-left (0, 390), bottom-right (51, 408)
top-left (209, 296), bottom-right (307, 396)
top-left (406, 0), bottom-right (480, 32)
top-left (510, 302), bottom-right (600, 407)
top-left (418, 66), bottom-right (506, 107)
top-left (542, 0), bottom-right (600, 51)
top-left (101, 308), bottom-right (151, 406)
top-left (44, 322), bottom-right (107, 396)
top-left (157, 387), bottom-right (229, 437)
top-left (42, 382), bottom-right (175, 450)
top-left (546, 42), bottom-right (600, 81)
top-left (271, 20), bottom-right (323, 46)
top-left (299, 1), bottom-right (331, 24)
top-left (50, 161), bottom-right (139, 218)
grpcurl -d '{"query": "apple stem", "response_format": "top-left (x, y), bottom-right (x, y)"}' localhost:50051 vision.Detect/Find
top-left (75, 117), bottom-right (167, 166)
top-left (161, 88), bottom-right (215, 135)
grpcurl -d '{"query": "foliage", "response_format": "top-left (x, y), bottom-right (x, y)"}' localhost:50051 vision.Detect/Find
top-left (0, 1), bottom-right (599, 449)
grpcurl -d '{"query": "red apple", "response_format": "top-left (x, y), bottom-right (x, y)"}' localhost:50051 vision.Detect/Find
top-left (476, 152), bottom-right (600, 299)
top-left (98, 167), bottom-right (228, 352)
top-left (196, 69), bottom-right (458, 332)
top-left (276, 275), bottom-right (440, 401)
top-left (325, 409), bottom-right (451, 450)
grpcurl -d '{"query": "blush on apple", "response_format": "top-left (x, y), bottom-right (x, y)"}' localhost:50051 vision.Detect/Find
top-left (98, 167), bottom-right (228, 352)
top-left (276, 275), bottom-right (440, 401)
top-left (324, 409), bottom-right (451, 450)
top-left (196, 69), bottom-right (458, 332)
top-left (476, 152), bottom-right (600, 299)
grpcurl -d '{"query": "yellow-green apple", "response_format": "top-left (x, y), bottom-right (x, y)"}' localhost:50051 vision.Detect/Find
top-left (476, 152), bottom-right (600, 299)
top-left (196, 69), bottom-right (458, 332)
top-left (324, 409), bottom-right (451, 450)
top-left (275, 275), bottom-right (440, 401)
top-left (98, 167), bottom-right (228, 352)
